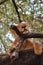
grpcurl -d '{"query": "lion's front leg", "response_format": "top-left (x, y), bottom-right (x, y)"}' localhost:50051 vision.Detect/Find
top-left (7, 40), bottom-right (17, 56)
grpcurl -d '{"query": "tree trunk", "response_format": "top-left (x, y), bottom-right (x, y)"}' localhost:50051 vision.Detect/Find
top-left (0, 49), bottom-right (43, 65)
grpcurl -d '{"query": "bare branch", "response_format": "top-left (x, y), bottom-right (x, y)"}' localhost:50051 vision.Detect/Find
top-left (0, 0), bottom-right (8, 5)
top-left (0, 0), bottom-right (22, 23)
top-left (12, 0), bottom-right (22, 23)
top-left (10, 25), bottom-right (43, 39)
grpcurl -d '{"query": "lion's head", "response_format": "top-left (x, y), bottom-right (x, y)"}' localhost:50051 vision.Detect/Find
top-left (10, 22), bottom-right (29, 38)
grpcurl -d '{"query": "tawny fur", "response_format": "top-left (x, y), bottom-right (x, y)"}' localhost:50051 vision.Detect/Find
top-left (8, 22), bottom-right (42, 55)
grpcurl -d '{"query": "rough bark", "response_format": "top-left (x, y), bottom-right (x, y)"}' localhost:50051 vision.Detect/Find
top-left (10, 25), bottom-right (43, 39)
top-left (0, 49), bottom-right (43, 65)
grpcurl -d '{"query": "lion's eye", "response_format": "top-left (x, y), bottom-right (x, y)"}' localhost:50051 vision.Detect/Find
top-left (22, 26), bottom-right (26, 28)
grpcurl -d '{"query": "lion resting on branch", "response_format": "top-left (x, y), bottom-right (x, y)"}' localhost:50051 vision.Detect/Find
top-left (7, 22), bottom-right (42, 59)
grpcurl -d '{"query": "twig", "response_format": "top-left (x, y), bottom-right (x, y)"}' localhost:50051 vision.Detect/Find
top-left (12, 0), bottom-right (22, 23)
top-left (0, 0), bottom-right (8, 5)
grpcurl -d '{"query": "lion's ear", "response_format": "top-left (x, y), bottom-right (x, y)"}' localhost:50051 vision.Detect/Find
top-left (21, 22), bottom-right (29, 26)
top-left (17, 24), bottom-right (22, 28)
top-left (17, 24), bottom-right (24, 32)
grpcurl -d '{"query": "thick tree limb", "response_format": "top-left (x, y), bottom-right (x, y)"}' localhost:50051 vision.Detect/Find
top-left (0, 49), bottom-right (43, 65)
top-left (10, 25), bottom-right (43, 39)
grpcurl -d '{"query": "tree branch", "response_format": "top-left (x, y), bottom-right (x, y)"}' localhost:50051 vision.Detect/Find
top-left (0, 0), bottom-right (7, 5)
top-left (12, 0), bottom-right (22, 23)
top-left (0, 0), bottom-right (22, 23)
top-left (0, 49), bottom-right (43, 65)
top-left (10, 25), bottom-right (43, 39)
